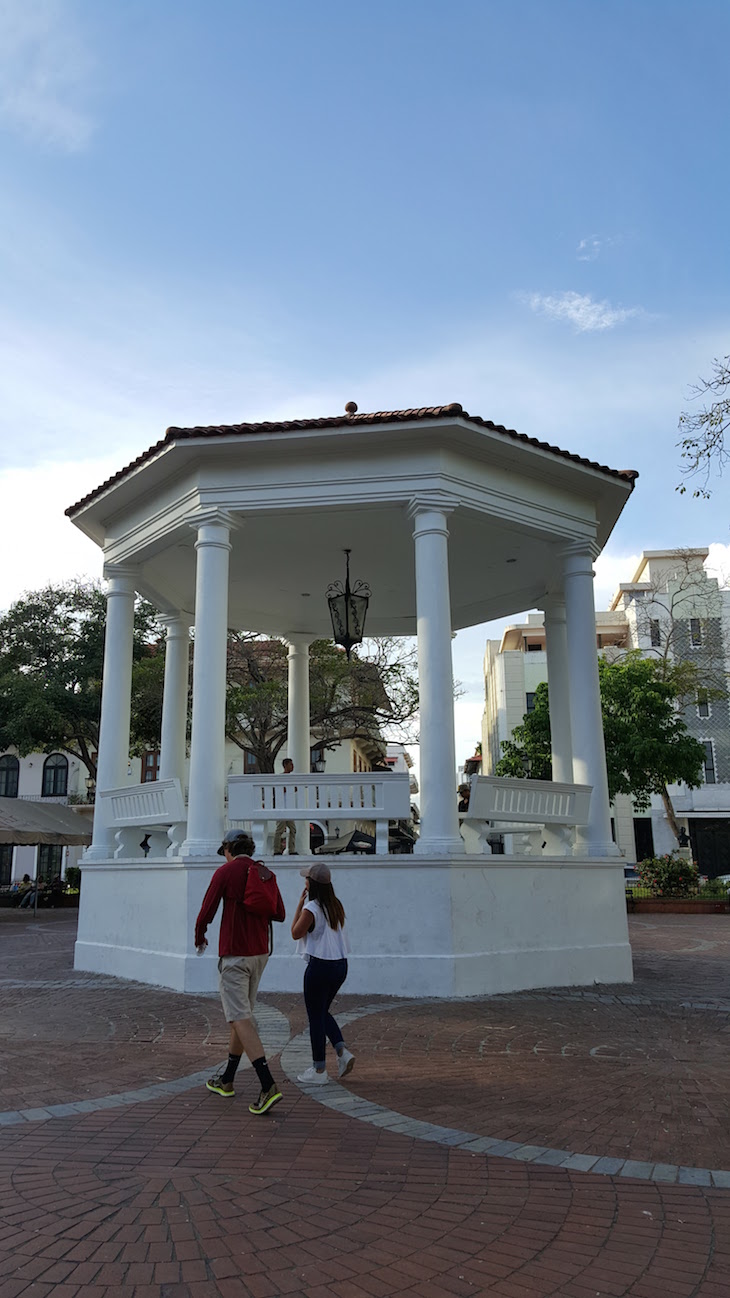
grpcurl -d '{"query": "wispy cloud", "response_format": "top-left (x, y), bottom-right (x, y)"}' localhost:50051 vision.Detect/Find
top-left (0, 0), bottom-right (95, 150)
top-left (522, 290), bottom-right (643, 332)
top-left (577, 236), bottom-right (603, 262)
top-left (576, 234), bottom-right (621, 262)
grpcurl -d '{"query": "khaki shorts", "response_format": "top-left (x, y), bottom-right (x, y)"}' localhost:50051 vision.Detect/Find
top-left (218, 954), bottom-right (269, 1022)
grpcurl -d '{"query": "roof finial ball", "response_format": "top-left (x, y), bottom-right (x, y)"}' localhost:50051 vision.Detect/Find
top-left (344, 401), bottom-right (358, 414)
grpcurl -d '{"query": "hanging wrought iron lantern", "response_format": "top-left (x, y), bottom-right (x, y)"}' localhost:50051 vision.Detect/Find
top-left (326, 549), bottom-right (371, 659)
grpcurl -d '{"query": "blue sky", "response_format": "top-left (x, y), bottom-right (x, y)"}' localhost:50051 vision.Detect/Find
top-left (1, 0), bottom-right (728, 758)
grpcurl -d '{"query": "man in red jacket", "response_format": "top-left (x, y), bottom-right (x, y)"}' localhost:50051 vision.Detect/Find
top-left (195, 830), bottom-right (285, 1115)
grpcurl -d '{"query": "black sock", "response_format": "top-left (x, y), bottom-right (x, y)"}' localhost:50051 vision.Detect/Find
top-left (221, 1053), bottom-right (242, 1084)
top-left (252, 1056), bottom-right (274, 1091)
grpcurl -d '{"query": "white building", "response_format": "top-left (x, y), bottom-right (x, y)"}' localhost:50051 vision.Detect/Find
top-left (0, 751), bottom-right (91, 886)
top-left (482, 548), bottom-right (730, 872)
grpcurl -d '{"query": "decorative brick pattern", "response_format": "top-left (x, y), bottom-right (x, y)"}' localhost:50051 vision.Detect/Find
top-left (2, 910), bottom-right (730, 1297)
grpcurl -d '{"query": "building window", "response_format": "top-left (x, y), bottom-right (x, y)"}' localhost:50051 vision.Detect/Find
top-left (690, 618), bottom-right (702, 647)
top-left (697, 690), bottom-right (710, 719)
top-left (702, 741), bottom-right (716, 785)
top-left (650, 620), bottom-right (661, 647)
top-left (0, 754), bottom-right (19, 798)
top-left (525, 693), bottom-right (536, 713)
top-left (42, 754), bottom-right (68, 797)
top-left (0, 844), bottom-right (13, 886)
top-left (142, 750), bottom-right (160, 783)
top-left (243, 750), bottom-right (259, 775)
top-left (37, 844), bottom-right (63, 883)
top-left (526, 642), bottom-right (542, 652)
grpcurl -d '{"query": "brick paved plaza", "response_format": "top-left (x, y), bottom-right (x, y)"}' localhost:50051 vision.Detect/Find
top-left (2, 911), bottom-right (730, 1297)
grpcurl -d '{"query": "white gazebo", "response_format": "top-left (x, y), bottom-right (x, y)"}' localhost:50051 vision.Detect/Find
top-left (68, 401), bottom-right (637, 997)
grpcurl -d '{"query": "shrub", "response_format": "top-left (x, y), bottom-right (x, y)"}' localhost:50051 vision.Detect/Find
top-left (698, 876), bottom-right (729, 899)
top-left (65, 866), bottom-right (81, 892)
top-left (636, 853), bottom-right (699, 899)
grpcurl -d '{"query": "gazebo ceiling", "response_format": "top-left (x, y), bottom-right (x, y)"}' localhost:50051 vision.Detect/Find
top-left (67, 405), bottom-right (637, 636)
top-left (134, 503), bottom-right (559, 636)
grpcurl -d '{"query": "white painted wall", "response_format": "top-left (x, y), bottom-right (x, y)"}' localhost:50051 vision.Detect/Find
top-left (74, 854), bottom-right (632, 998)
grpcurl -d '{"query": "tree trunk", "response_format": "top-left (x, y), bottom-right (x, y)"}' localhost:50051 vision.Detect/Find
top-left (660, 782), bottom-right (681, 844)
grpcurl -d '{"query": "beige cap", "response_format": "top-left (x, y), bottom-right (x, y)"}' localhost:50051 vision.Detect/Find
top-left (299, 861), bottom-right (332, 884)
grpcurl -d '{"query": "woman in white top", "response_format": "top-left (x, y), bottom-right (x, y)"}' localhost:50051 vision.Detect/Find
top-left (291, 861), bottom-right (355, 1084)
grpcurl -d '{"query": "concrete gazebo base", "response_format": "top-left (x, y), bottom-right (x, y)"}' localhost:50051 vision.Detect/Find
top-left (75, 854), bottom-right (632, 998)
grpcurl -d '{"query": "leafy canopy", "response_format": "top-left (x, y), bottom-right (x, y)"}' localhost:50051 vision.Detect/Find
top-left (598, 653), bottom-right (706, 809)
top-left (493, 682), bottom-right (552, 780)
top-left (225, 635), bottom-right (419, 772)
top-left (495, 654), bottom-right (707, 810)
top-left (0, 581), bottom-right (165, 777)
top-left (0, 580), bottom-right (419, 780)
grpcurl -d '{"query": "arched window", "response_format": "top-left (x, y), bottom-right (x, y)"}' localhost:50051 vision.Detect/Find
top-left (0, 755), bottom-right (19, 798)
top-left (42, 754), bottom-right (68, 797)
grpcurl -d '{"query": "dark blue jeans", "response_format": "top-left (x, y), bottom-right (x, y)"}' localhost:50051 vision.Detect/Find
top-left (303, 957), bottom-right (348, 1065)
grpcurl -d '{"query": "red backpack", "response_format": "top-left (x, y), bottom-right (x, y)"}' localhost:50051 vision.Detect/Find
top-left (243, 861), bottom-right (286, 923)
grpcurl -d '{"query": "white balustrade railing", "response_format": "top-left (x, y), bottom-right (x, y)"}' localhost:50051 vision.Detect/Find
top-left (228, 772), bottom-right (411, 855)
top-left (96, 779), bottom-right (187, 859)
top-left (460, 775), bottom-right (592, 856)
top-left (87, 771), bottom-right (590, 860)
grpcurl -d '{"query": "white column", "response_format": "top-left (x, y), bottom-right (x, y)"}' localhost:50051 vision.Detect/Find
top-left (409, 500), bottom-right (465, 856)
top-left (287, 635), bottom-right (313, 856)
top-left (562, 543), bottom-right (618, 857)
top-left (86, 567), bottom-right (138, 861)
top-left (542, 596), bottom-right (573, 784)
top-left (158, 614), bottom-right (190, 783)
top-left (287, 636), bottom-right (312, 772)
top-left (182, 511), bottom-right (236, 857)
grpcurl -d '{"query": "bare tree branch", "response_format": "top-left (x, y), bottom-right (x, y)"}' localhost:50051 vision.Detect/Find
top-left (677, 354), bottom-right (730, 498)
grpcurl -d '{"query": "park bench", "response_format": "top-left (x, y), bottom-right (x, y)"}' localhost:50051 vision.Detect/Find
top-left (227, 772), bottom-right (411, 856)
top-left (460, 774), bottom-right (592, 855)
top-left (96, 779), bottom-right (187, 858)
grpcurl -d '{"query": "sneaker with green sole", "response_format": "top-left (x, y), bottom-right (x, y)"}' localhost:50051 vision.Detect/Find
top-left (206, 1074), bottom-right (234, 1097)
top-left (249, 1083), bottom-right (283, 1115)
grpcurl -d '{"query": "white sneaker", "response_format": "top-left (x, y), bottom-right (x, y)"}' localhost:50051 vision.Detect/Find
top-left (297, 1066), bottom-right (329, 1085)
top-left (337, 1049), bottom-right (355, 1079)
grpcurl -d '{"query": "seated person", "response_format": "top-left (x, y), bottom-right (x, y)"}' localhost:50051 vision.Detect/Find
top-left (19, 881), bottom-right (37, 909)
top-left (15, 874), bottom-right (32, 906)
top-left (457, 783), bottom-right (471, 813)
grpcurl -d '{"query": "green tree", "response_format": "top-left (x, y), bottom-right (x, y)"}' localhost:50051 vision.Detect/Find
top-left (598, 653), bottom-right (707, 842)
top-left (0, 581), bottom-right (165, 778)
top-left (677, 353), bottom-right (730, 498)
top-left (494, 682), bottom-right (552, 779)
top-left (225, 635), bottom-right (419, 773)
top-left (495, 655), bottom-right (707, 844)
top-left (129, 652), bottom-right (169, 756)
top-left (0, 584), bottom-right (419, 782)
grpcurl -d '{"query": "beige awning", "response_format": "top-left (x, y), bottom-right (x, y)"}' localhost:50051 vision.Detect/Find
top-left (0, 799), bottom-right (92, 846)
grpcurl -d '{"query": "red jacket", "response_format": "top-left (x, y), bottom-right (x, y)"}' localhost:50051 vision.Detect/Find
top-left (194, 855), bottom-right (285, 957)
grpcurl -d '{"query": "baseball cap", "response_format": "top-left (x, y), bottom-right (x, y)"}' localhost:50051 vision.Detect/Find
top-left (217, 831), bottom-right (253, 857)
top-left (299, 861), bottom-right (331, 883)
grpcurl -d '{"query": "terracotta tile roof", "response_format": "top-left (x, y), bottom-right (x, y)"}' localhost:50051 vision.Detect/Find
top-left (65, 402), bottom-right (638, 516)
